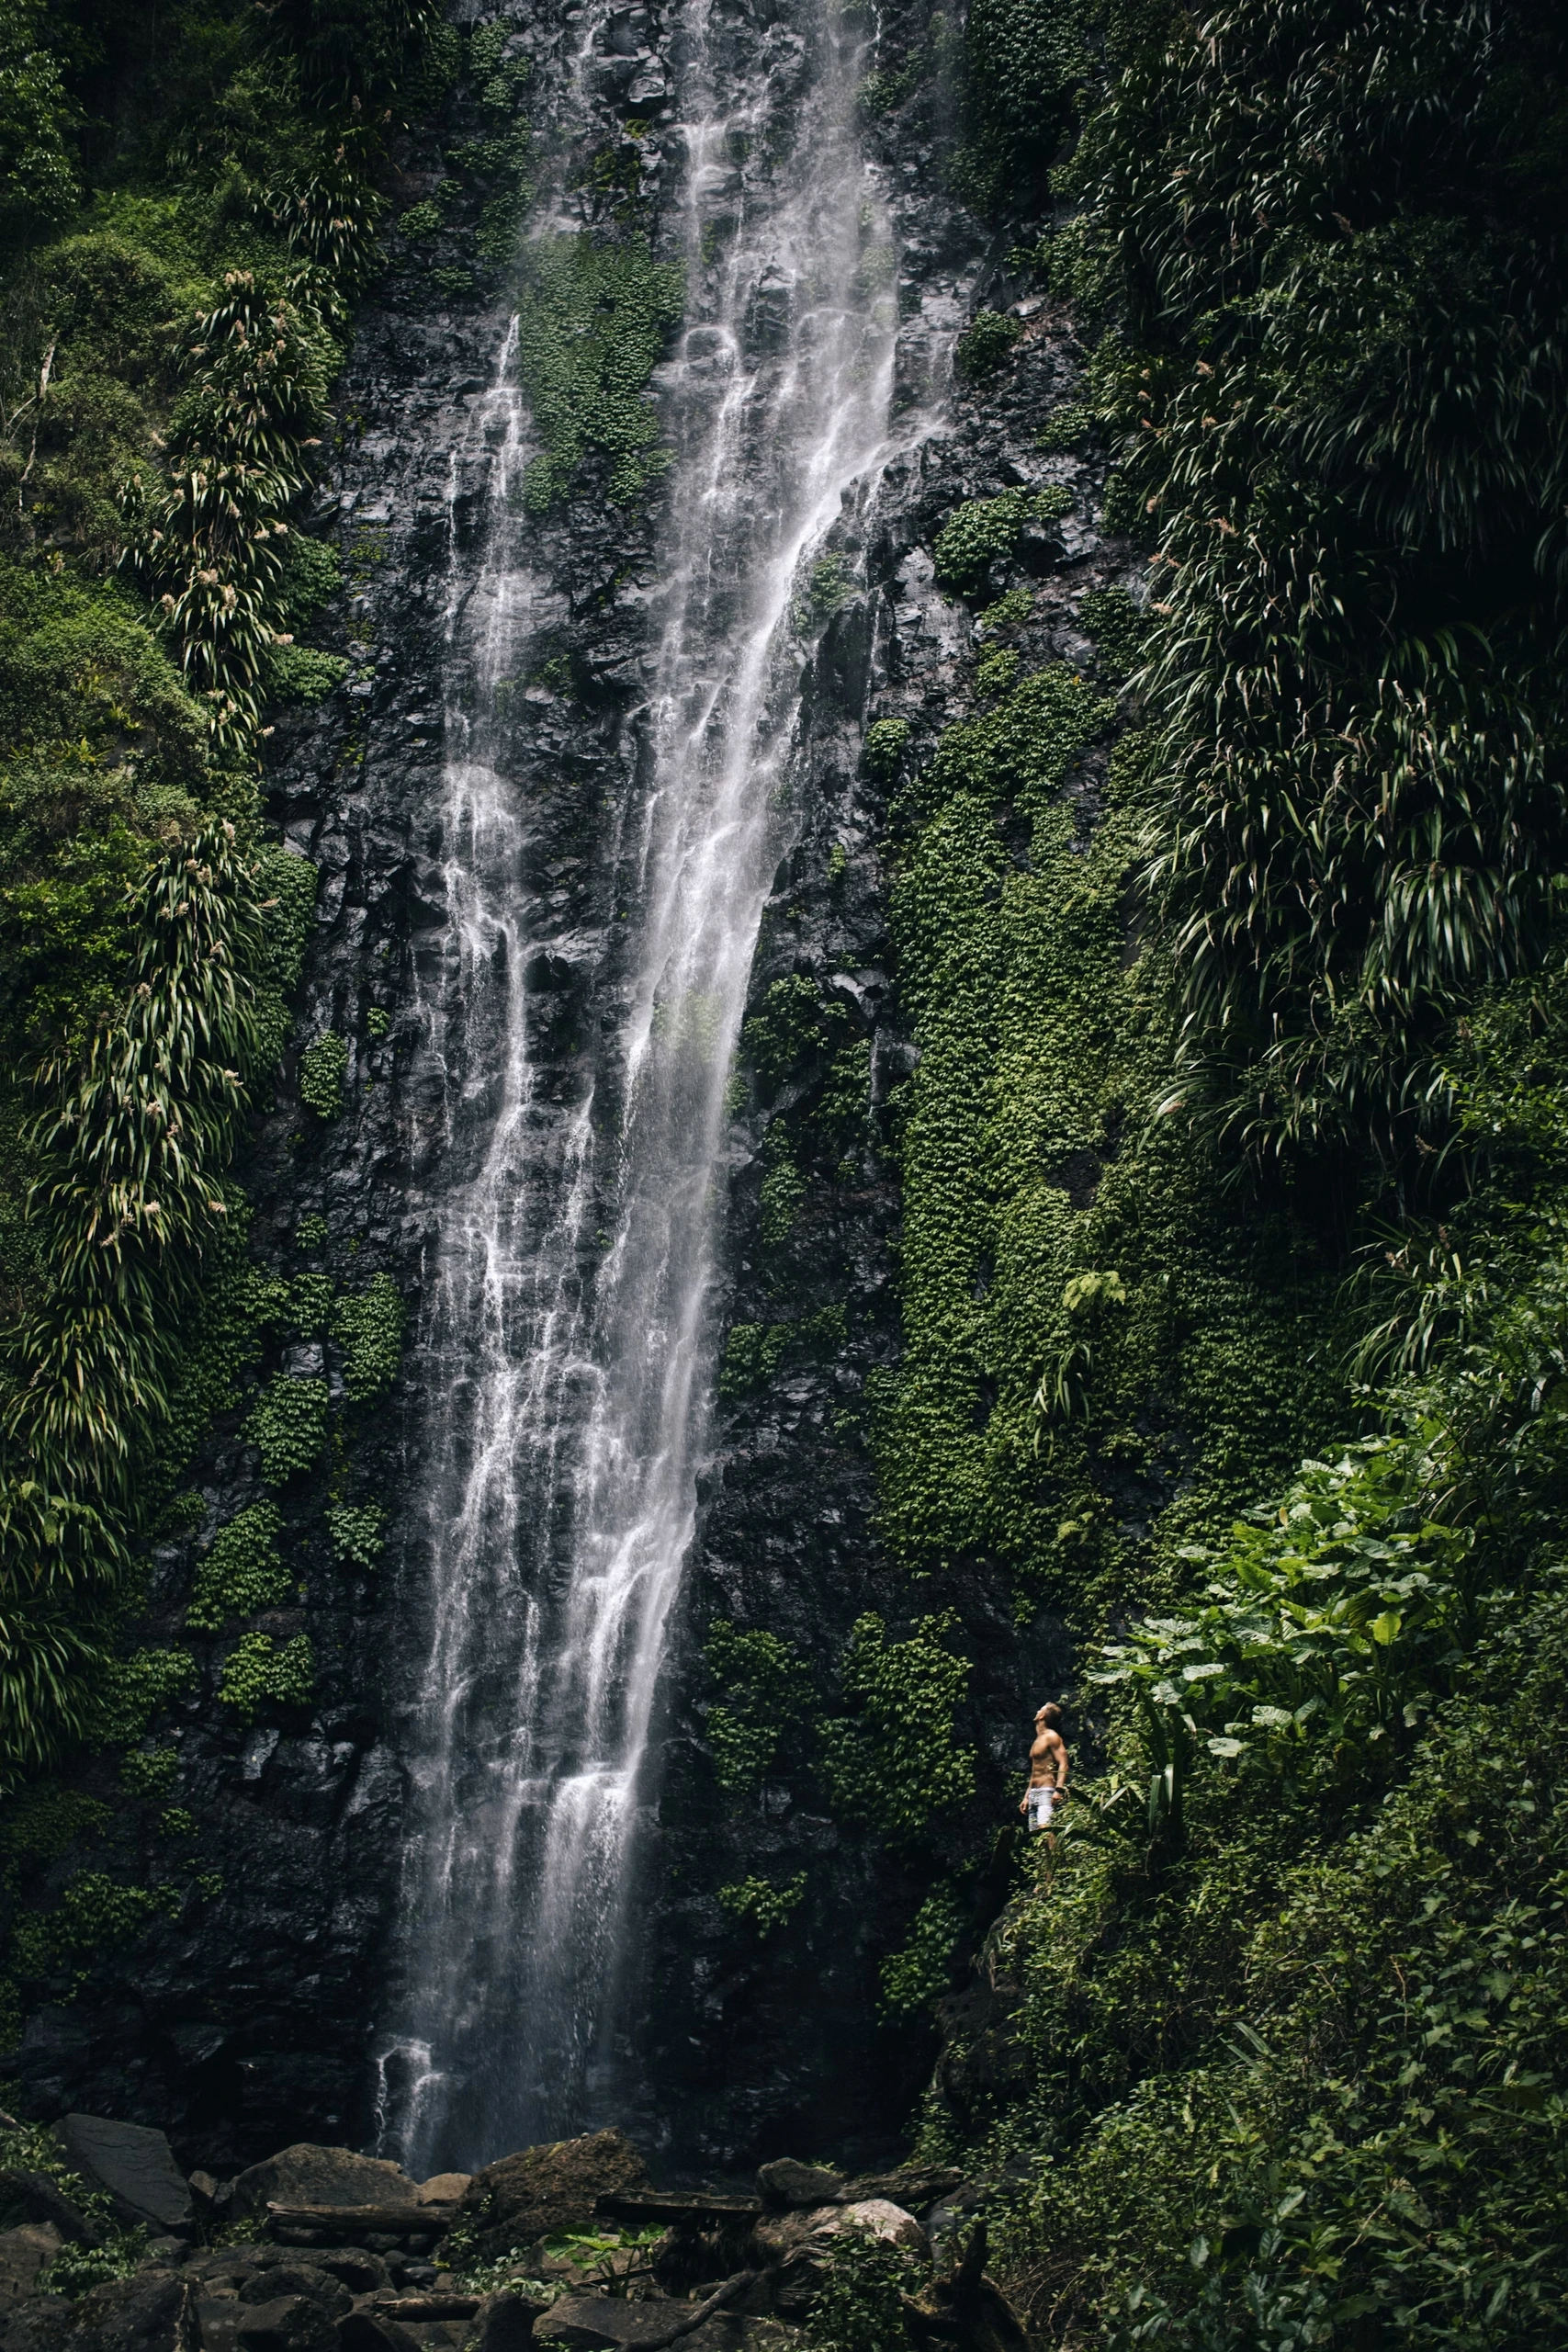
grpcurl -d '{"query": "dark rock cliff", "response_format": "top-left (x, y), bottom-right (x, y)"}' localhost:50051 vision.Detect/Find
top-left (13, 0), bottom-right (1134, 2177)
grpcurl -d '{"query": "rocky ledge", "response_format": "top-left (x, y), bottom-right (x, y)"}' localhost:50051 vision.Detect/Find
top-left (0, 2123), bottom-right (1027, 2352)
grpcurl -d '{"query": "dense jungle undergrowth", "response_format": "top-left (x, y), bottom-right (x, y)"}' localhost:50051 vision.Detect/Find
top-left (0, 0), bottom-right (466, 2046)
top-left (851, 0), bottom-right (1568, 2346)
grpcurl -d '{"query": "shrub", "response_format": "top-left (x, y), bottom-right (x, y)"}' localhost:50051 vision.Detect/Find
top-left (954, 309), bottom-right (1022, 382)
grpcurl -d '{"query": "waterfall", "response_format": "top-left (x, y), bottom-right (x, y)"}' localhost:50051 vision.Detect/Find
top-left (374, 0), bottom-right (901, 2169)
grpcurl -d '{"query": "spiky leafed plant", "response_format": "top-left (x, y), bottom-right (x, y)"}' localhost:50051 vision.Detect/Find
top-left (123, 273), bottom-right (332, 746)
top-left (258, 0), bottom-right (444, 109)
top-left (0, 825), bottom-right (270, 1779)
top-left (1066, 0), bottom-right (1568, 1172)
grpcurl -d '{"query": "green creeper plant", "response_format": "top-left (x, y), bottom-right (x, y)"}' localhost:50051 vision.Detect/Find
top-left (717, 1872), bottom-right (807, 1935)
top-left (298, 1028), bottom-right (348, 1117)
top-left (245, 1374), bottom-right (329, 1482)
top-left (817, 1611), bottom-right (976, 1845)
top-left (186, 1499), bottom-right (290, 1630)
top-left (333, 1272), bottom-right (404, 1403)
top-left (704, 1620), bottom-right (814, 1789)
top-left (326, 1502), bottom-right (384, 1569)
top-left (218, 1628), bottom-right (313, 1721)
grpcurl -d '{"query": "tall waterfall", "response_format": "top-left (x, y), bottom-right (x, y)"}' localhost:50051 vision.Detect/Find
top-left (375, 0), bottom-right (899, 2168)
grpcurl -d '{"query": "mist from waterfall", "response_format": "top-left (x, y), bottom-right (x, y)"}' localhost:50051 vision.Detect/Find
top-left (374, 0), bottom-right (900, 2168)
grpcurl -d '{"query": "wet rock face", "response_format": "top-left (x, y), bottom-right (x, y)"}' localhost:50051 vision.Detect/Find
top-left (15, 0), bottom-right (1124, 2170)
top-left (630, 4), bottom-right (1136, 2165)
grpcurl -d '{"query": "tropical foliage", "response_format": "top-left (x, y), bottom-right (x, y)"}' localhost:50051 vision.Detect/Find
top-left (876, 2), bottom-right (1568, 2346)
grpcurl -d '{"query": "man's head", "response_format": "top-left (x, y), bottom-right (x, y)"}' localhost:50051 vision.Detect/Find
top-left (1035, 1702), bottom-right (1063, 1730)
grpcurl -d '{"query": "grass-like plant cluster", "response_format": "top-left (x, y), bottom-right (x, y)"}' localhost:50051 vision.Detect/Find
top-left (0, 0), bottom-right (426, 2076)
top-left (993, 0), bottom-right (1568, 1179)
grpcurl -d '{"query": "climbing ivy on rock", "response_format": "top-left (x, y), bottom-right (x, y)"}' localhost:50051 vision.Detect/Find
top-left (816, 1612), bottom-right (976, 1846)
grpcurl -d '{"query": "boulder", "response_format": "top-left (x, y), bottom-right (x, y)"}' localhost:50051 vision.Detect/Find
top-left (232, 2296), bottom-right (339, 2352)
top-left (470, 2290), bottom-right (546, 2352)
top-left (0, 2293), bottom-right (74, 2352)
top-left (58, 2121), bottom-right (190, 2234)
top-left (760, 2201), bottom-right (929, 2320)
top-left (236, 2270), bottom-right (348, 2318)
top-left (0, 2228), bottom-right (60, 2307)
top-left (229, 2151), bottom-right (418, 2229)
top-left (335, 2319), bottom-right (421, 2352)
top-left (462, 2134), bottom-right (646, 2259)
top-left (416, 2177), bottom-right (468, 2208)
top-left (843, 2169), bottom-right (963, 2214)
top-left (62, 2268), bottom-right (186, 2352)
top-left (535, 2309), bottom-right (796, 2352)
top-left (0, 2178), bottom-right (96, 2248)
top-left (255, 2251), bottom-right (386, 2297)
top-left (754, 2165), bottom-right (842, 2212)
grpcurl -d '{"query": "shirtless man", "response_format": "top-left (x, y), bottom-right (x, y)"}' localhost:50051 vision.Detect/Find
top-left (1020, 1702), bottom-right (1069, 1836)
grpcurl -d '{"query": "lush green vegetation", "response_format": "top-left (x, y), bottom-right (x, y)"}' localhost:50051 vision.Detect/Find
top-left (0, 0), bottom-right (438, 2053)
top-left (850, 0), bottom-right (1568, 2345)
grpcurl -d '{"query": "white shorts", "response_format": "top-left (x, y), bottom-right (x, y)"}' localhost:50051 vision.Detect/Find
top-left (1026, 1785), bottom-right (1057, 1831)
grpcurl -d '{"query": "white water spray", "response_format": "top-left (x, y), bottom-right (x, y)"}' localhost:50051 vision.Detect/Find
top-left (376, 0), bottom-right (903, 2167)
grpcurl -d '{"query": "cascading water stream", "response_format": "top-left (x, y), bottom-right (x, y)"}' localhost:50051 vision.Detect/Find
top-left (375, 0), bottom-right (904, 2168)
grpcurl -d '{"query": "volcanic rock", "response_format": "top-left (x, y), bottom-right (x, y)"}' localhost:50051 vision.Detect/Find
top-left (0, 2232), bottom-right (59, 2309)
top-left (462, 2134), bottom-right (646, 2259)
top-left (57, 2122), bottom-right (190, 2234)
top-left (230, 2152), bottom-right (418, 2228)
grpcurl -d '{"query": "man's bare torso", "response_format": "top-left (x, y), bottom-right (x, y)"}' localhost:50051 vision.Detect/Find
top-left (1028, 1726), bottom-right (1067, 1788)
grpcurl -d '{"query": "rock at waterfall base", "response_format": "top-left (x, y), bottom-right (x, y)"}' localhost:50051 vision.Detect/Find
top-left (0, 2232), bottom-right (60, 2310)
top-left (58, 2120), bottom-right (191, 2233)
top-left (462, 2134), bottom-right (647, 2259)
top-left (230, 2154), bottom-right (419, 2230)
top-left (535, 2303), bottom-right (797, 2352)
